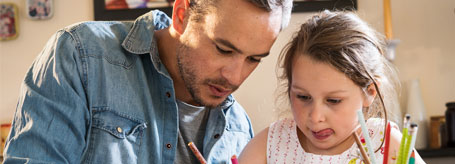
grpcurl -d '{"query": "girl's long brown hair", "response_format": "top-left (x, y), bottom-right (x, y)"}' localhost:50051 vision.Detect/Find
top-left (277, 10), bottom-right (400, 153)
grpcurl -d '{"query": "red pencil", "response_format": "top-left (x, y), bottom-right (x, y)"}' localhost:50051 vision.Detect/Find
top-left (231, 155), bottom-right (239, 164)
top-left (383, 122), bottom-right (391, 164)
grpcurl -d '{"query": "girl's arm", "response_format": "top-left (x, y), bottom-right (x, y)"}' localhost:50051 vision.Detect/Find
top-left (389, 126), bottom-right (426, 164)
top-left (238, 127), bottom-right (269, 164)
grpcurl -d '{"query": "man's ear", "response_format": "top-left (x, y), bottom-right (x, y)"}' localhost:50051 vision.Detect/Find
top-left (172, 0), bottom-right (190, 35)
top-left (363, 82), bottom-right (379, 107)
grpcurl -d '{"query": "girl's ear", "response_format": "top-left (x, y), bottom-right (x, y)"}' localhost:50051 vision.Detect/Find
top-left (363, 82), bottom-right (379, 107)
top-left (171, 0), bottom-right (190, 35)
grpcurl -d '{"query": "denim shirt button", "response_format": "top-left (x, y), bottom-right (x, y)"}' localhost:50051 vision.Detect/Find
top-left (116, 127), bottom-right (123, 133)
top-left (165, 92), bottom-right (171, 98)
top-left (213, 134), bottom-right (220, 139)
top-left (166, 143), bottom-right (172, 149)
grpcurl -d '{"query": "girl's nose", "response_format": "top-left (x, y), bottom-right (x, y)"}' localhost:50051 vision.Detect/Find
top-left (309, 103), bottom-right (326, 123)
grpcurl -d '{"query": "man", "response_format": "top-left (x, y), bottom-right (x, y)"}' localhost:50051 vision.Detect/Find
top-left (3, 0), bottom-right (292, 163)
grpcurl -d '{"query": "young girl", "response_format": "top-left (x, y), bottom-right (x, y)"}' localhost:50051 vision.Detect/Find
top-left (238, 11), bottom-right (425, 164)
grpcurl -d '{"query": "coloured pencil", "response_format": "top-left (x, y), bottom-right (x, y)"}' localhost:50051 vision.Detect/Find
top-left (357, 110), bottom-right (377, 164)
top-left (231, 155), bottom-right (239, 164)
top-left (188, 142), bottom-right (207, 164)
top-left (353, 132), bottom-right (372, 164)
top-left (403, 128), bottom-right (413, 163)
top-left (397, 114), bottom-right (411, 164)
top-left (383, 122), bottom-right (391, 164)
top-left (408, 150), bottom-right (415, 164)
top-left (405, 123), bottom-right (418, 164)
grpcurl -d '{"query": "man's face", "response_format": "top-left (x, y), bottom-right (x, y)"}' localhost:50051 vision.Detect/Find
top-left (176, 0), bottom-right (282, 108)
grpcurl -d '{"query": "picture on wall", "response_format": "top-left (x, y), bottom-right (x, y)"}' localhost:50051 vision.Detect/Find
top-left (105, 0), bottom-right (174, 10)
top-left (0, 3), bottom-right (19, 41)
top-left (94, 0), bottom-right (357, 21)
top-left (26, 0), bottom-right (54, 20)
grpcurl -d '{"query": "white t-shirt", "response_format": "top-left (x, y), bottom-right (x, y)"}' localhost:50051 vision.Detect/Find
top-left (267, 118), bottom-right (398, 164)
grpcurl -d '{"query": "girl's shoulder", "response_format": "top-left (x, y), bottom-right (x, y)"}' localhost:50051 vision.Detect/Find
top-left (267, 118), bottom-right (296, 145)
top-left (366, 118), bottom-right (400, 142)
top-left (269, 118), bottom-right (295, 132)
top-left (367, 117), bottom-right (399, 129)
top-left (266, 118), bottom-right (304, 163)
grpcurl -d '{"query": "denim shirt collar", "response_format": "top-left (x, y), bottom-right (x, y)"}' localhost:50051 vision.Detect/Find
top-left (220, 95), bottom-right (235, 114)
top-left (121, 10), bottom-right (173, 80)
top-left (121, 10), bottom-right (171, 55)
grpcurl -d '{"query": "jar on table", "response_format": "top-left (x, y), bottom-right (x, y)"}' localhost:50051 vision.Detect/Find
top-left (1, 123), bottom-right (12, 155)
top-left (446, 102), bottom-right (455, 147)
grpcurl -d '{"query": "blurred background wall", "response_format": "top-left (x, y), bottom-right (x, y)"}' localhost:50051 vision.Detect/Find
top-left (1, 1), bottom-right (454, 159)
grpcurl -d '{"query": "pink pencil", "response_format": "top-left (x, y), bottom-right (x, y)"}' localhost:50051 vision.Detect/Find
top-left (231, 155), bottom-right (239, 164)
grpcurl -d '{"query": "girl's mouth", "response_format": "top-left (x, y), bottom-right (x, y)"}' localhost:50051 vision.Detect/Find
top-left (312, 128), bottom-right (334, 140)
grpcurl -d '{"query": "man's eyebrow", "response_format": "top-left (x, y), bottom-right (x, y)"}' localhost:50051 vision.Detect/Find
top-left (215, 38), bottom-right (270, 57)
top-left (215, 38), bottom-right (243, 54)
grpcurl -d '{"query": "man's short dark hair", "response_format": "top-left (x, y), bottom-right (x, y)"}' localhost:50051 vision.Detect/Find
top-left (188, 0), bottom-right (293, 30)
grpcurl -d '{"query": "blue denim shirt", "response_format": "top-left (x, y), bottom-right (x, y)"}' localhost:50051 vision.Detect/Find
top-left (4, 10), bottom-right (254, 164)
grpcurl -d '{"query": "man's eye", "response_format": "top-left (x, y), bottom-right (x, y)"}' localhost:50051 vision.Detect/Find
top-left (216, 45), bottom-right (232, 54)
top-left (297, 95), bottom-right (311, 101)
top-left (247, 56), bottom-right (261, 63)
top-left (326, 99), bottom-right (342, 104)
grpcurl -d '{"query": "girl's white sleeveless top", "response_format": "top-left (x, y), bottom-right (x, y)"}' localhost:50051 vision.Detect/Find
top-left (266, 118), bottom-right (397, 164)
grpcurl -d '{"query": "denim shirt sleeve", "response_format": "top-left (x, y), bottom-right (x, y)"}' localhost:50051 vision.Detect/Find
top-left (3, 29), bottom-right (90, 163)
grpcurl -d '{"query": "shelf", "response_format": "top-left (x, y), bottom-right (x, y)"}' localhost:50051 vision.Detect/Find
top-left (418, 147), bottom-right (455, 158)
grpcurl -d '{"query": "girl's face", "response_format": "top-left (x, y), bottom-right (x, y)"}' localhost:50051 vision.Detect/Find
top-left (290, 55), bottom-right (373, 155)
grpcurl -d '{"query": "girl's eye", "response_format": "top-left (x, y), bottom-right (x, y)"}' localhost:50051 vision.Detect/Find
top-left (216, 45), bottom-right (232, 54)
top-left (297, 95), bottom-right (312, 101)
top-left (326, 99), bottom-right (342, 104)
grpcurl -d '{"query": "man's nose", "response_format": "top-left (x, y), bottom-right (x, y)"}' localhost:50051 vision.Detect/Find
top-left (220, 59), bottom-right (244, 87)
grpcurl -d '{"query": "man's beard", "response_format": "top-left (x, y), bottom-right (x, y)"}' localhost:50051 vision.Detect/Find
top-left (176, 44), bottom-right (239, 108)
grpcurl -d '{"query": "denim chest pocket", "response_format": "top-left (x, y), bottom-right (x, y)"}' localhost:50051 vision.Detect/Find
top-left (220, 119), bottom-right (253, 157)
top-left (82, 108), bottom-right (147, 164)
